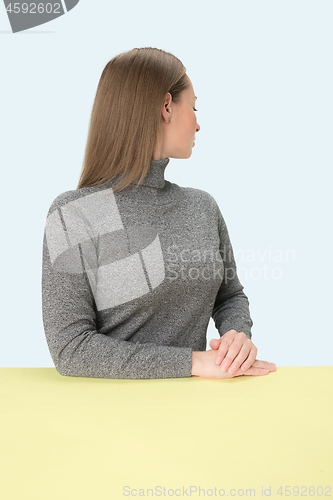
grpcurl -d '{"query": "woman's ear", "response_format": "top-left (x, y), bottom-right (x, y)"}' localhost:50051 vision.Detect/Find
top-left (161, 92), bottom-right (172, 123)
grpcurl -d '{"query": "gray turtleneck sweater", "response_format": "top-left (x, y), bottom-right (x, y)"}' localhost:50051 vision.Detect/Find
top-left (41, 158), bottom-right (253, 379)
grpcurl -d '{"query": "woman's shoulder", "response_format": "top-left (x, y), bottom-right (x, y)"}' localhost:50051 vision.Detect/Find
top-left (45, 184), bottom-right (107, 217)
top-left (173, 183), bottom-right (219, 210)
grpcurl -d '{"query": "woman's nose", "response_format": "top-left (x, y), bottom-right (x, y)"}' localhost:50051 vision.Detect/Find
top-left (196, 123), bottom-right (200, 132)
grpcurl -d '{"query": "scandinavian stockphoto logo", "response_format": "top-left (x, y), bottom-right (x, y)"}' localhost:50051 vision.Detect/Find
top-left (3, 0), bottom-right (79, 33)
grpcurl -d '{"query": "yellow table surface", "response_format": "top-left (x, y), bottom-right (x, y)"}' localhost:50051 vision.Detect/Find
top-left (1, 367), bottom-right (332, 500)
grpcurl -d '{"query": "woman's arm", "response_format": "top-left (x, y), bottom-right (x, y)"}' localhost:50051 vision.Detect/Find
top-left (209, 203), bottom-right (267, 373)
top-left (41, 204), bottom-right (193, 380)
top-left (211, 204), bottom-right (253, 339)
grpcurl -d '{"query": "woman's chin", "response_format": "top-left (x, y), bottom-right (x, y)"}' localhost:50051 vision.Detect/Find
top-left (170, 149), bottom-right (193, 159)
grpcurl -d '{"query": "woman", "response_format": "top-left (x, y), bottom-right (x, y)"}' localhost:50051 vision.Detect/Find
top-left (42, 47), bottom-right (276, 379)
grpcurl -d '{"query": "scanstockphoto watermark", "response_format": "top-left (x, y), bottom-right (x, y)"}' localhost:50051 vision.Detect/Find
top-left (2, 1), bottom-right (80, 33)
top-left (122, 485), bottom-right (332, 497)
top-left (123, 485), bottom-right (257, 497)
top-left (165, 245), bottom-right (295, 282)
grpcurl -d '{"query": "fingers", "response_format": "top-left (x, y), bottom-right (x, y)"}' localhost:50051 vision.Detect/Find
top-left (210, 334), bottom-right (276, 375)
top-left (239, 345), bottom-right (257, 372)
top-left (220, 343), bottom-right (246, 373)
top-left (252, 359), bottom-right (277, 371)
top-left (237, 366), bottom-right (270, 376)
top-left (203, 350), bottom-right (276, 379)
top-left (233, 360), bottom-right (276, 377)
top-left (209, 338), bottom-right (221, 350)
top-left (216, 332), bottom-right (251, 373)
top-left (214, 330), bottom-right (237, 366)
top-left (228, 343), bottom-right (257, 374)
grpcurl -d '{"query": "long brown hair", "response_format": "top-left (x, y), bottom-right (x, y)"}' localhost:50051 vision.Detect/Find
top-left (77, 47), bottom-right (188, 192)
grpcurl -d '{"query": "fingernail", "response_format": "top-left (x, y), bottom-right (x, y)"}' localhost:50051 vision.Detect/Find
top-left (216, 357), bottom-right (222, 365)
top-left (221, 364), bottom-right (228, 372)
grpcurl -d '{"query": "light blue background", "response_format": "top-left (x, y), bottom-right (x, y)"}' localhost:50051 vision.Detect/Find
top-left (1, 1), bottom-right (332, 367)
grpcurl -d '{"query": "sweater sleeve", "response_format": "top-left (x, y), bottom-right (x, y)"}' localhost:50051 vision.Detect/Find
top-left (41, 199), bottom-right (193, 380)
top-left (211, 205), bottom-right (253, 339)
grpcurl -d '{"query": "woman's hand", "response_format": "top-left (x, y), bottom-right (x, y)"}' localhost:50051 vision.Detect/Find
top-left (209, 329), bottom-right (265, 374)
top-left (191, 350), bottom-right (276, 379)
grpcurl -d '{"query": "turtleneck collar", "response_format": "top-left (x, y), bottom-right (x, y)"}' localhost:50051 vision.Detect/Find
top-left (139, 158), bottom-right (170, 189)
